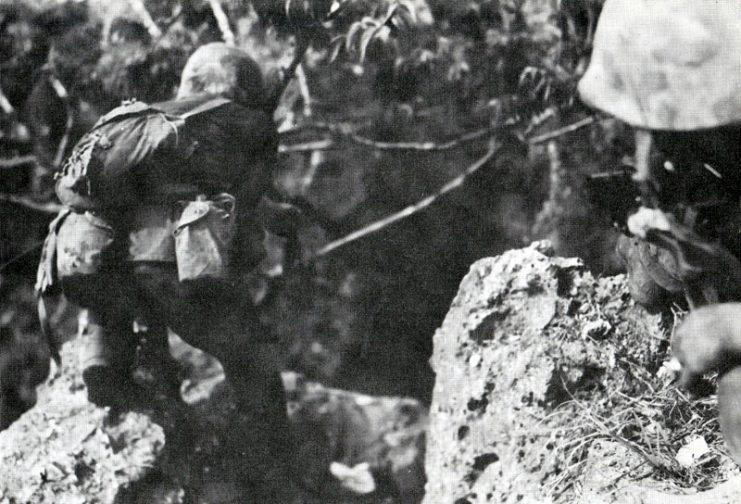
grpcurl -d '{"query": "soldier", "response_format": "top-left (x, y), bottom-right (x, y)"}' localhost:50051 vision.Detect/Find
top-left (37, 43), bottom-right (298, 500)
top-left (578, 0), bottom-right (741, 463)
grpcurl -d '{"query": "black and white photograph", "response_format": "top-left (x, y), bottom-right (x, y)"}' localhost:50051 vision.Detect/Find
top-left (1, 0), bottom-right (741, 502)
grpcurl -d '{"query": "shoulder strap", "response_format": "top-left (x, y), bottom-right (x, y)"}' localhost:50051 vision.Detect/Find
top-left (178, 97), bottom-right (232, 120)
top-left (90, 101), bottom-right (158, 131)
top-left (91, 97), bottom-right (233, 133)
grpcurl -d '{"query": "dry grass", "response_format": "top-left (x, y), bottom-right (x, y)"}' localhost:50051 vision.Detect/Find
top-left (546, 303), bottom-right (737, 502)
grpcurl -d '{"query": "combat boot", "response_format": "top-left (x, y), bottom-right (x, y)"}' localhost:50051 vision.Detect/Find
top-left (80, 313), bottom-right (152, 411)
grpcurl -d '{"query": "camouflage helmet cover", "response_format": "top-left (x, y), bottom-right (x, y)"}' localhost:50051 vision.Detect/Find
top-left (578, 0), bottom-right (741, 131)
top-left (177, 42), bottom-right (266, 108)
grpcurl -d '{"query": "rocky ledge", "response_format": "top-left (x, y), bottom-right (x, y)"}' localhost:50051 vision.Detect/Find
top-left (0, 332), bottom-right (426, 504)
top-left (425, 241), bottom-right (741, 504)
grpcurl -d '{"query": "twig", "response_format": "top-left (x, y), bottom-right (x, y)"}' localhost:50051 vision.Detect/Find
top-left (278, 139), bottom-right (336, 154)
top-left (0, 155), bottom-right (36, 168)
top-left (208, 0), bottom-right (236, 46)
top-left (0, 77), bottom-right (13, 114)
top-left (0, 193), bottom-right (63, 214)
top-left (0, 240), bottom-right (44, 273)
top-left (268, 36), bottom-right (312, 113)
top-left (349, 127), bottom-right (493, 151)
top-left (562, 378), bottom-right (679, 475)
top-left (304, 116), bottom-right (595, 255)
top-left (49, 76), bottom-right (73, 168)
top-left (315, 141), bottom-right (500, 256)
top-left (278, 118), bottom-right (372, 135)
top-left (128, 0), bottom-right (163, 39)
top-left (295, 64), bottom-right (312, 117)
top-left (528, 116), bottom-right (595, 144)
top-left (278, 116), bottom-right (594, 154)
top-left (53, 110), bottom-right (73, 168)
top-left (280, 124), bottom-right (492, 152)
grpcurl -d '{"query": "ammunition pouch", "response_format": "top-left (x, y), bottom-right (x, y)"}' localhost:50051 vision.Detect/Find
top-left (55, 211), bottom-right (115, 280)
top-left (39, 192), bottom-right (239, 292)
top-left (174, 193), bottom-right (237, 282)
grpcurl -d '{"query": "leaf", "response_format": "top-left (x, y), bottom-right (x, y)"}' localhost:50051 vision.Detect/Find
top-left (327, 0), bottom-right (345, 19)
top-left (329, 36), bottom-right (345, 62)
top-left (346, 21), bottom-right (365, 52)
top-left (381, 2), bottom-right (399, 26)
top-left (532, 74), bottom-right (548, 95)
top-left (391, 4), bottom-right (417, 33)
top-left (675, 436), bottom-right (710, 467)
top-left (390, 15), bottom-right (405, 33)
top-left (418, 49), bottom-right (435, 65)
top-left (359, 22), bottom-right (383, 62)
top-left (376, 25), bottom-right (391, 43)
top-left (329, 461), bottom-right (376, 495)
top-left (397, 0), bottom-right (418, 24)
top-left (543, 81), bottom-right (552, 102)
top-left (519, 66), bottom-right (538, 85)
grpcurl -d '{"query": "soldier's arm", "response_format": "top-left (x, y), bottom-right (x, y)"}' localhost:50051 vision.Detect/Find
top-left (256, 196), bottom-right (305, 238)
top-left (672, 303), bottom-right (741, 389)
top-left (227, 108), bottom-right (280, 272)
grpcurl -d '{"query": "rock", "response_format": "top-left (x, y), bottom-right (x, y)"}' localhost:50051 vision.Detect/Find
top-left (425, 241), bottom-right (595, 504)
top-left (0, 340), bottom-right (169, 503)
top-left (580, 440), bottom-right (741, 504)
top-left (286, 372), bottom-right (427, 503)
top-left (0, 324), bottom-right (50, 430)
top-left (0, 332), bottom-right (427, 503)
top-left (424, 241), bottom-right (740, 503)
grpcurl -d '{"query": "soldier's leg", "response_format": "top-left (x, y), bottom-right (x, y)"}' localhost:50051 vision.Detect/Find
top-left (52, 210), bottom-right (149, 407)
top-left (61, 273), bottom-right (146, 408)
top-left (131, 320), bottom-right (182, 400)
top-left (131, 263), bottom-right (293, 500)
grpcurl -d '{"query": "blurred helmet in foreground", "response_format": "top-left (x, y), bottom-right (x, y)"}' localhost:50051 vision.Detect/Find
top-left (578, 0), bottom-right (741, 131)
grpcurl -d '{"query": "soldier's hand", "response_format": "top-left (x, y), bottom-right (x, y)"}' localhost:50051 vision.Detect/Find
top-left (672, 303), bottom-right (741, 391)
top-left (257, 197), bottom-right (306, 238)
top-left (285, 224), bottom-right (327, 267)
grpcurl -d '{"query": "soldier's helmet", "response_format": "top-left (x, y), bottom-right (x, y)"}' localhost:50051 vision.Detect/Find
top-left (177, 42), bottom-right (266, 108)
top-left (578, 0), bottom-right (741, 131)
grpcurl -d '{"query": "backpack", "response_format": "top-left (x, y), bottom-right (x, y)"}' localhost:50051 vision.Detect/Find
top-left (54, 97), bottom-right (231, 210)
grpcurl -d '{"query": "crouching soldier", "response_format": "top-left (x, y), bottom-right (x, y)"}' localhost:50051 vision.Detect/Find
top-left (578, 0), bottom-right (741, 466)
top-left (36, 43), bottom-right (298, 501)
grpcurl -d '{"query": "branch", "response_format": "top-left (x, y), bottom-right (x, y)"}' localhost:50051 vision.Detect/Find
top-left (278, 118), bottom-right (373, 135)
top-left (278, 139), bottom-right (336, 154)
top-left (0, 240), bottom-right (44, 274)
top-left (295, 63), bottom-right (312, 117)
top-left (279, 120), bottom-right (354, 136)
top-left (0, 193), bottom-right (63, 214)
top-left (268, 36), bottom-right (312, 113)
top-left (300, 116), bottom-right (598, 255)
top-left (53, 110), bottom-right (73, 168)
top-left (49, 76), bottom-right (74, 168)
top-left (347, 127), bottom-right (492, 152)
top-left (315, 141), bottom-right (500, 257)
top-left (0, 155), bottom-right (36, 168)
top-left (527, 116), bottom-right (595, 144)
top-left (278, 115), bottom-right (596, 154)
top-left (0, 78), bottom-right (13, 114)
top-left (208, 0), bottom-right (236, 46)
top-left (279, 123), bottom-right (492, 152)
